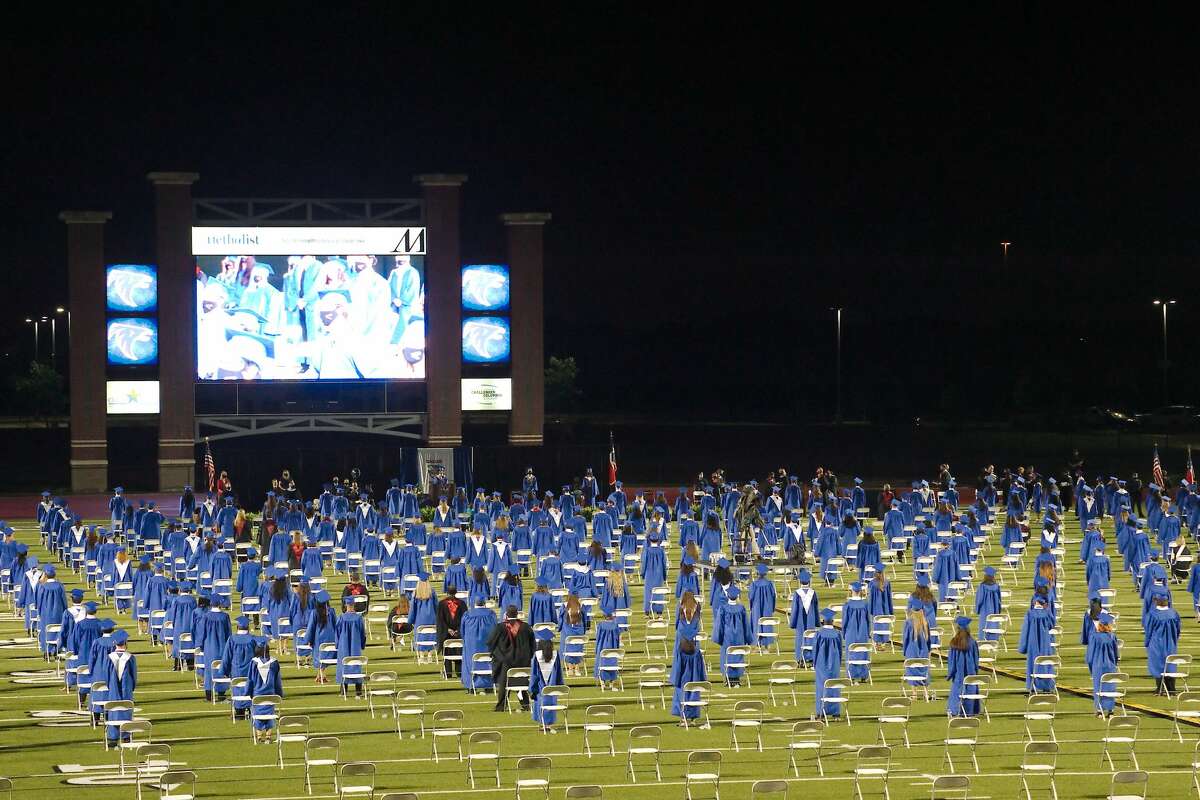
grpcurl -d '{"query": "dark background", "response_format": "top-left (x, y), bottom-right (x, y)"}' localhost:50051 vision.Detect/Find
top-left (2, 10), bottom-right (1198, 428)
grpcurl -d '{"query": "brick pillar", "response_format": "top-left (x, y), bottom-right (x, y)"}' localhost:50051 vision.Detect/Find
top-left (60, 211), bottom-right (112, 492)
top-left (502, 213), bottom-right (550, 446)
top-left (415, 174), bottom-right (467, 446)
top-left (148, 171), bottom-right (199, 490)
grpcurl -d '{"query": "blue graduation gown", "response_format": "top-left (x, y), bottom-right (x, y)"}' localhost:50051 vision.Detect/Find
top-left (529, 592), bottom-right (556, 627)
top-left (487, 543), bottom-right (516, 577)
top-left (902, 619), bottom-right (931, 684)
top-left (1087, 555), bottom-right (1111, 597)
top-left (196, 609), bottom-right (232, 691)
top-left (408, 595), bottom-right (438, 647)
top-left (99, 650), bottom-right (136, 742)
top-left (304, 610), bottom-right (338, 667)
top-left (675, 571), bottom-right (700, 599)
top-left (334, 612), bottom-right (366, 685)
top-left (535, 557), bottom-right (563, 590)
top-left (712, 603), bottom-right (752, 680)
top-left (1144, 606), bottom-right (1181, 678)
top-left (974, 583), bottom-right (1003, 640)
top-left (868, 579), bottom-right (893, 622)
top-left (932, 549), bottom-right (960, 601)
top-left (788, 588), bottom-right (819, 661)
top-left (594, 620), bottom-right (622, 681)
top-left (640, 546), bottom-right (667, 612)
top-left (169, 596), bottom-right (198, 659)
top-left (236, 562), bottom-right (262, 598)
top-left (1018, 607), bottom-right (1055, 691)
top-left (947, 641), bottom-right (980, 716)
top-left (35, 580), bottom-right (67, 654)
top-left (532, 526), bottom-right (556, 558)
top-left (221, 632), bottom-right (258, 708)
top-left (497, 582), bottom-right (522, 614)
top-left (749, 578), bottom-right (776, 644)
top-left (530, 652), bottom-right (565, 725)
top-left (698, 526), bottom-right (722, 560)
top-left (461, 607), bottom-right (498, 690)
top-left (443, 563), bottom-right (468, 595)
top-left (467, 577), bottom-right (492, 607)
top-left (248, 657), bottom-right (284, 728)
top-left (843, 599), bottom-right (871, 681)
top-left (599, 583), bottom-right (630, 616)
top-left (1086, 631), bottom-right (1120, 712)
top-left (671, 649), bottom-right (708, 718)
top-left (812, 626), bottom-right (844, 716)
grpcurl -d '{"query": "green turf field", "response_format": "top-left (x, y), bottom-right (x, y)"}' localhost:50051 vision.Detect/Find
top-left (1, 510), bottom-right (1197, 800)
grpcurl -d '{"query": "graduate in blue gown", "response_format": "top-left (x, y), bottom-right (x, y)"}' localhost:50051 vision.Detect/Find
top-left (222, 616), bottom-right (258, 717)
top-left (461, 599), bottom-right (498, 691)
top-left (68, 602), bottom-right (102, 696)
top-left (675, 555), bottom-right (701, 599)
top-left (1087, 546), bottom-right (1111, 597)
top-left (698, 514), bottom-right (723, 561)
top-left (34, 565), bottom-right (67, 656)
top-left (559, 597), bottom-right (588, 677)
top-left (466, 568), bottom-right (492, 608)
top-left (529, 583), bottom-right (556, 627)
top-left (334, 597), bottom-right (367, 697)
top-left (748, 563), bottom-right (776, 647)
top-left (196, 596), bottom-right (232, 700)
top-left (247, 641), bottom-right (284, 742)
top-left (812, 609), bottom-right (844, 716)
top-left (946, 616), bottom-right (980, 716)
top-left (1126, 523), bottom-right (1151, 576)
top-left (1086, 612), bottom-right (1120, 714)
top-left (814, 521), bottom-right (842, 585)
top-left (529, 631), bottom-right (564, 729)
top-left (974, 566), bottom-right (1003, 640)
top-left (641, 528), bottom-right (668, 613)
top-left (408, 579), bottom-right (438, 651)
top-left (594, 614), bottom-right (622, 687)
top-left (868, 564), bottom-right (894, 624)
top-left (712, 585), bottom-right (752, 686)
top-left (169, 583), bottom-right (199, 670)
top-left (932, 541), bottom-right (960, 602)
top-left (443, 558), bottom-right (468, 596)
top-left (599, 570), bottom-right (630, 616)
top-left (788, 570), bottom-right (819, 664)
top-left (1001, 514), bottom-right (1024, 555)
top-left (1146, 594), bottom-right (1182, 694)
top-left (671, 637), bottom-right (708, 724)
top-left (674, 592), bottom-right (702, 660)
top-left (98, 630), bottom-right (136, 745)
top-left (902, 598), bottom-right (931, 690)
top-left (535, 552), bottom-right (563, 590)
top-left (842, 583), bottom-right (872, 681)
top-left (497, 572), bottom-right (523, 614)
top-left (1018, 597), bottom-right (1055, 692)
top-left (304, 591), bottom-right (338, 683)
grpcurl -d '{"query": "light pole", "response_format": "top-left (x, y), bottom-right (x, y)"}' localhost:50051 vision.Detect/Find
top-left (25, 318), bottom-right (39, 361)
top-left (1153, 299), bottom-right (1177, 405)
top-left (1001, 241), bottom-right (1011, 269)
top-left (831, 306), bottom-right (843, 423)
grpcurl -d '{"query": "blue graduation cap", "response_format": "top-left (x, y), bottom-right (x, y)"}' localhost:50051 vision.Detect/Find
top-left (850, 581), bottom-right (863, 592)
top-left (717, 557), bottom-right (730, 569)
top-left (1098, 613), bottom-right (1115, 625)
top-left (726, 585), bottom-right (741, 600)
top-left (854, 477), bottom-right (863, 485)
top-left (70, 588), bottom-right (85, 601)
top-left (84, 601), bottom-right (98, 613)
top-left (755, 562), bottom-right (769, 576)
top-left (236, 615), bottom-right (250, 629)
top-left (315, 590), bottom-right (331, 603)
top-left (983, 566), bottom-right (996, 577)
top-left (820, 608), bottom-right (835, 622)
top-left (535, 628), bottom-right (554, 641)
top-left (43, 564), bottom-right (56, 577)
top-left (111, 630), bottom-right (129, 646)
top-left (954, 615), bottom-right (972, 629)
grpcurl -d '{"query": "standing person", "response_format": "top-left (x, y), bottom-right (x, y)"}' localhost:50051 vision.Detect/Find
top-left (1018, 597), bottom-right (1055, 693)
top-left (1146, 594), bottom-right (1182, 695)
top-left (99, 630), bottom-right (136, 746)
top-left (670, 637), bottom-right (708, 726)
top-left (902, 598), bottom-right (932, 692)
top-left (1129, 473), bottom-right (1144, 516)
top-left (304, 591), bottom-right (338, 685)
top-left (196, 596), bottom-right (232, 702)
top-left (812, 608), bottom-right (843, 718)
top-left (435, 587), bottom-right (467, 676)
top-left (221, 616), bottom-right (258, 718)
top-left (748, 563), bottom-right (776, 651)
top-left (712, 585), bottom-right (753, 687)
top-left (334, 597), bottom-right (367, 698)
top-left (35, 566), bottom-right (67, 658)
top-left (461, 599), bottom-right (498, 692)
top-left (1086, 612), bottom-right (1120, 717)
top-left (788, 570), bottom-right (819, 665)
top-left (528, 632), bottom-right (563, 731)
top-left (946, 616), bottom-right (980, 716)
top-left (247, 640), bottom-right (284, 743)
top-left (486, 606), bottom-right (535, 711)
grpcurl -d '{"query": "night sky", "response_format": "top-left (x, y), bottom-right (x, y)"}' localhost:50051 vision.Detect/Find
top-left (4, 10), bottom-right (1198, 421)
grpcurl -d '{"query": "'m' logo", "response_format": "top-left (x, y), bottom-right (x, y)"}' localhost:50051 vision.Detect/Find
top-left (392, 229), bottom-right (426, 255)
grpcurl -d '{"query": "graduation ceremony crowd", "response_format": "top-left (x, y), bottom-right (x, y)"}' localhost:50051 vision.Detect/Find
top-left (8, 458), bottom-right (1200, 754)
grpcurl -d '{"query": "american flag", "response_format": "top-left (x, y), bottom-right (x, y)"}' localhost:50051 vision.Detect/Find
top-left (607, 431), bottom-right (618, 488)
top-left (1187, 446), bottom-right (1195, 486)
top-left (204, 438), bottom-right (217, 494)
top-left (1152, 444), bottom-right (1165, 488)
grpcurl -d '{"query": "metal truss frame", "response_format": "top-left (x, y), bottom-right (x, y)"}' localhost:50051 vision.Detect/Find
top-left (192, 198), bottom-right (423, 225)
top-left (196, 414), bottom-right (425, 443)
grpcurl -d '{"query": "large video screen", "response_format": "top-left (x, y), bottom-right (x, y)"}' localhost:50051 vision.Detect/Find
top-left (107, 318), bottom-right (159, 365)
top-left (193, 228), bottom-right (427, 380)
top-left (462, 264), bottom-right (510, 311)
top-left (107, 264), bottom-right (158, 312)
top-left (462, 316), bottom-right (511, 363)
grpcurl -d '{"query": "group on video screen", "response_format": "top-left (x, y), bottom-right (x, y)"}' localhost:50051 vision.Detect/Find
top-left (195, 254), bottom-right (425, 380)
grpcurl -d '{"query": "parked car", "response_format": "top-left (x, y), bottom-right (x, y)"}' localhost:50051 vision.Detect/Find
top-left (1135, 405), bottom-right (1200, 430)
